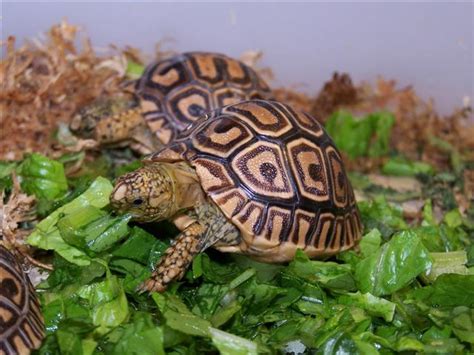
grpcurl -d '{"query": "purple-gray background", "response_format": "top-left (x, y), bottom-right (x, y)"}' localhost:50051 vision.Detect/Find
top-left (2, 2), bottom-right (473, 114)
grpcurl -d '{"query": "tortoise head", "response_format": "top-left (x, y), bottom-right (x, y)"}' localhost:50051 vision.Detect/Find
top-left (70, 96), bottom-right (141, 143)
top-left (110, 163), bottom-right (178, 222)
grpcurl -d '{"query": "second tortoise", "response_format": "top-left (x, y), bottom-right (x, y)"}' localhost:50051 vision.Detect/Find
top-left (70, 52), bottom-right (272, 154)
top-left (110, 99), bottom-right (362, 292)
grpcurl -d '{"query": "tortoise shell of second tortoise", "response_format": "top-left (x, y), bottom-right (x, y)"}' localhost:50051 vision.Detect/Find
top-left (136, 51), bottom-right (273, 145)
top-left (0, 246), bottom-right (44, 354)
top-left (146, 100), bottom-right (362, 262)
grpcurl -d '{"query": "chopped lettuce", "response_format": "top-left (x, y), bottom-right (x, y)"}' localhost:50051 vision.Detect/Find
top-left (411, 274), bottom-right (474, 307)
top-left (27, 177), bottom-right (113, 265)
top-left (19, 149), bottom-right (472, 354)
top-left (126, 60), bottom-right (145, 79)
top-left (288, 250), bottom-right (356, 291)
top-left (17, 153), bottom-right (68, 200)
top-left (338, 292), bottom-right (396, 322)
top-left (105, 312), bottom-right (165, 355)
top-left (210, 327), bottom-right (258, 355)
top-left (355, 230), bottom-right (432, 296)
top-left (77, 272), bottom-right (129, 334)
top-left (358, 195), bottom-right (407, 238)
top-left (325, 110), bottom-right (395, 159)
top-left (382, 156), bottom-right (435, 176)
top-left (0, 161), bottom-right (17, 189)
top-left (152, 293), bottom-right (211, 337)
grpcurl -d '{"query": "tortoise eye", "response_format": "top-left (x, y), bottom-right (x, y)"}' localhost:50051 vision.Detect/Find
top-left (133, 198), bottom-right (144, 206)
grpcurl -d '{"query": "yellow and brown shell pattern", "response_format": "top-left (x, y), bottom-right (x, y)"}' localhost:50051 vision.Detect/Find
top-left (0, 246), bottom-right (44, 354)
top-left (147, 100), bottom-right (362, 261)
top-left (135, 52), bottom-right (272, 145)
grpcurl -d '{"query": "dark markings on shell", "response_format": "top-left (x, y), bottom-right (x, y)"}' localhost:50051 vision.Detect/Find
top-left (282, 102), bottom-right (324, 137)
top-left (0, 247), bottom-right (44, 354)
top-left (264, 207), bottom-right (292, 242)
top-left (326, 147), bottom-right (349, 208)
top-left (215, 88), bottom-right (247, 107)
top-left (215, 189), bottom-right (247, 217)
top-left (287, 139), bottom-right (329, 200)
top-left (193, 158), bottom-right (234, 193)
top-left (168, 86), bottom-right (212, 129)
top-left (237, 201), bottom-right (265, 235)
top-left (144, 58), bottom-right (189, 94)
top-left (193, 116), bottom-right (252, 156)
top-left (224, 100), bottom-right (292, 137)
top-left (233, 142), bottom-right (294, 199)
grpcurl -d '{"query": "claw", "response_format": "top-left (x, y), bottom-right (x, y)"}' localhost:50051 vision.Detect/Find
top-left (136, 282), bottom-right (148, 294)
top-left (136, 278), bottom-right (167, 294)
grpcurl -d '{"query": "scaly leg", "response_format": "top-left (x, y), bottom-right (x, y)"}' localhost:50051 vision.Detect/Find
top-left (139, 222), bottom-right (206, 293)
top-left (130, 123), bottom-right (163, 155)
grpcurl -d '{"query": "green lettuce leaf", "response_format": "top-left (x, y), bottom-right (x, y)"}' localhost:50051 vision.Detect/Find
top-left (152, 293), bottom-right (211, 337)
top-left (0, 161), bottom-right (17, 190)
top-left (325, 110), bottom-right (395, 159)
top-left (355, 230), bottom-right (432, 296)
top-left (358, 196), bottom-right (407, 239)
top-left (27, 177), bottom-right (113, 265)
top-left (77, 273), bottom-right (129, 334)
top-left (107, 312), bottom-right (165, 355)
top-left (358, 229), bottom-right (382, 258)
top-left (451, 307), bottom-right (474, 344)
top-left (126, 61), bottom-right (145, 79)
top-left (411, 274), bottom-right (474, 307)
top-left (423, 251), bottom-right (469, 282)
top-left (17, 153), bottom-right (68, 200)
top-left (288, 250), bottom-right (356, 291)
top-left (210, 327), bottom-right (258, 355)
top-left (338, 292), bottom-right (396, 322)
top-left (382, 157), bottom-right (434, 176)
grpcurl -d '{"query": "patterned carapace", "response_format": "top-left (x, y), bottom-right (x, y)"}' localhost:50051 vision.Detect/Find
top-left (0, 247), bottom-right (44, 354)
top-left (136, 52), bottom-right (272, 145)
top-left (147, 100), bottom-right (362, 260)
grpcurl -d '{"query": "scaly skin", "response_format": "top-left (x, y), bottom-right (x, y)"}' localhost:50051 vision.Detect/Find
top-left (138, 222), bottom-right (205, 293)
top-left (70, 96), bottom-right (160, 154)
top-left (111, 163), bottom-right (178, 222)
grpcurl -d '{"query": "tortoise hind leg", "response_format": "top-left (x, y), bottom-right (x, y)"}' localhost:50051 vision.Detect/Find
top-left (139, 222), bottom-right (206, 293)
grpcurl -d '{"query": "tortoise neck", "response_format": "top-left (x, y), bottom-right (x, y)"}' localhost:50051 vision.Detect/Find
top-left (160, 162), bottom-right (205, 215)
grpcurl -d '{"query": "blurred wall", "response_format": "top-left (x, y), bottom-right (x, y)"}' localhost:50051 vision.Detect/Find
top-left (2, 1), bottom-right (473, 114)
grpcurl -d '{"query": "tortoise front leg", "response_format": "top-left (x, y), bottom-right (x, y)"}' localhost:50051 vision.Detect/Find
top-left (139, 222), bottom-right (206, 293)
top-left (130, 123), bottom-right (163, 155)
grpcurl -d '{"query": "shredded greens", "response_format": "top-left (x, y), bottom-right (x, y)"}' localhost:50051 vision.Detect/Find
top-left (325, 111), bottom-right (395, 159)
top-left (0, 109), bottom-right (472, 354)
top-left (18, 153), bottom-right (69, 200)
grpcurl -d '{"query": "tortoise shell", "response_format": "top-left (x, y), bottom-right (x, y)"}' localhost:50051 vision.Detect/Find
top-left (146, 100), bottom-right (362, 262)
top-left (135, 52), bottom-right (272, 145)
top-left (0, 246), bottom-right (44, 354)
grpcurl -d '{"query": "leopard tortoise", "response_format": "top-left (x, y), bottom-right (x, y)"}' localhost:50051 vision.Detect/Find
top-left (70, 52), bottom-right (272, 154)
top-left (0, 246), bottom-right (44, 354)
top-left (110, 100), bottom-right (362, 292)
